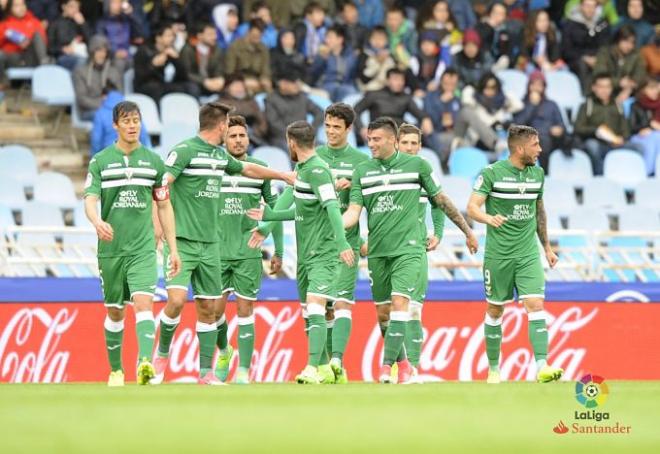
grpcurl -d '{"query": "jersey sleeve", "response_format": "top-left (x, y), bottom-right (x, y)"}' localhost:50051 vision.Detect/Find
top-left (225, 153), bottom-right (244, 175)
top-left (349, 166), bottom-right (364, 206)
top-left (164, 143), bottom-right (192, 179)
top-left (538, 169), bottom-right (545, 200)
top-left (473, 166), bottom-right (494, 197)
top-left (83, 158), bottom-right (102, 198)
top-left (152, 157), bottom-right (170, 201)
top-left (419, 158), bottom-right (442, 198)
top-left (309, 167), bottom-right (337, 208)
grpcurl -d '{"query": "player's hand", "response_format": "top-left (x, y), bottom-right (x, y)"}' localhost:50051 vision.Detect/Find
top-left (426, 235), bottom-right (440, 251)
top-left (339, 247), bottom-right (355, 267)
top-left (359, 241), bottom-right (368, 257)
top-left (270, 255), bottom-right (282, 275)
top-left (466, 232), bottom-right (479, 255)
top-left (248, 227), bottom-right (266, 248)
top-left (335, 178), bottom-right (351, 191)
top-left (94, 220), bottom-right (114, 242)
top-left (487, 214), bottom-right (507, 228)
top-left (247, 204), bottom-right (265, 221)
top-left (281, 171), bottom-right (296, 186)
top-left (545, 247), bottom-right (559, 268)
top-left (167, 250), bottom-right (181, 279)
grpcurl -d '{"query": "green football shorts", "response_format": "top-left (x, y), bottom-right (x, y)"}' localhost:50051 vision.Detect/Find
top-left (98, 250), bottom-right (157, 308)
top-left (333, 248), bottom-right (359, 305)
top-left (221, 257), bottom-right (263, 301)
top-left (411, 253), bottom-right (429, 304)
top-left (164, 238), bottom-right (222, 299)
top-left (297, 258), bottom-right (337, 304)
top-left (482, 254), bottom-right (545, 305)
top-left (367, 253), bottom-right (424, 305)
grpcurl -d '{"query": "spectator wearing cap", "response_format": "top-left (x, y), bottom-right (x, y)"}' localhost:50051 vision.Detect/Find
top-left (218, 74), bottom-right (268, 145)
top-left (357, 26), bottom-right (396, 92)
top-left (95, 0), bottom-right (145, 74)
top-left (73, 34), bottom-right (123, 121)
top-left (213, 3), bottom-right (241, 50)
top-left (225, 18), bottom-right (272, 94)
top-left (47, 0), bottom-right (91, 70)
top-left (409, 30), bottom-right (451, 94)
top-left (270, 28), bottom-right (309, 84)
top-left (310, 24), bottom-right (358, 102)
top-left (180, 22), bottom-right (225, 96)
top-left (265, 74), bottom-right (323, 150)
top-left (453, 29), bottom-right (494, 88)
top-left (513, 70), bottom-right (565, 171)
top-left (293, 2), bottom-right (327, 64)
top-left (423, 67), bottom-right (461, 168)
top-left (237, 1), bottom-right (278, 49)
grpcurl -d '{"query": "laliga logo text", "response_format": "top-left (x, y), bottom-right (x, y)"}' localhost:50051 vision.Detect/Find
top-left (0, 308), bottom-right (76, 383)
top-left (362, 306), bottom-right (597, 382)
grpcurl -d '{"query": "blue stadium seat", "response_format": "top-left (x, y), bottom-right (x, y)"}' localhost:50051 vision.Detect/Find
top-left (7, 67), bottom-right (35, 81)
top-left (438, 176), bottom-right (472, 209)
top-left (160, 93), bottom-right (200, 128)
top-left (125, 93), bottom-right (162, 134)
top-left (31, 65), bottom-right (74, 106)
top-left (603, 149), bottom-right (646, 190)
top-left (633, 179), bottom-right (660, 209)
top-left (0, 177), bottom-right (27, 211)
top-left (543, 177), bottom-right (577, 218)
top-left (15, 201), bottom-right (64, 277)
top-left (251, 146), bottom-right (292, 172)
top-left (33, 172), bottom-right (77, 210)
top-left (341, 93), bottom-right (363, 107)
top-left (420, 148), bottom-right (443, 177)
top-left (545, 71), bottom-right (583, 130)
top-left (59, 202), bottom-right (97, 278)
top-left (495, 69), bottom-right (528, 101)
top-left (71, 99), bottom-right (92, 131)
top-left (308, 93), bottom-right (332, 111)
top-left (448, 147), bottom-right (488, 181)
top-left (357, 146), bottom-right (371, 156)
top-left (157, 122), bottom-right (198, 161)
top-left (568, 208), bottom-right (610, 231)
top-left (254, 92), bottom-right (266, 111)
top-left (0, 144), bottom-right (38, 188)
top-left (123, 68), bottom-right (134, 95)
top-left (616, 207), bottom-right (660, 232)
top-left (581, 177), bottom-right (626, 211)
top-left (548, 149), bottom-right (593, 183)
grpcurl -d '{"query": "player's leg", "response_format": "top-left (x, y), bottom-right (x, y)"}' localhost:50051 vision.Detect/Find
top-left (329, 250), bottom-right (358, 383)
top-left (517, 255), bottom-right (563, 383)
top-left (214, 255), bottom-right (233, 381)
top-left (405, 253), bottom-right (428, 379)
top-left (231, 258), bottom-right (262, 384)
top-left (317, 306), bottom-right (335, 384)
top-left (99, 257), bottom-right (127, 386)
top-left (482, 257), bottom-right (514, 384)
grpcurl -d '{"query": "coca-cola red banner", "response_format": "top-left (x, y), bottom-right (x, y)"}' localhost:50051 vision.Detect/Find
top-left (1, 301), bottom-right (659, 383)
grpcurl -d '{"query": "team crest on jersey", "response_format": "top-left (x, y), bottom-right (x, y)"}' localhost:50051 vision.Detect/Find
top-left (519, 185), bottom-right (526, 195)
top-left (382, 175), bottom-right (390, 186)
top-left (211, 161), bottom-right (218, 171)
top-left (125, 169), bottom-right (134, 180)
top-left (231, 178), bottom-right (239, 188)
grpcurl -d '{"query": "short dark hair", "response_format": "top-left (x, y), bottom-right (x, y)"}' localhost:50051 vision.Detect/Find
top-left (398, 123), bottom-right (421, 141)
top-left (195, 22), bottom-right (214, 35)
top-left (304, 2), bottom-right (324, 15)
top-left (507, 124), bottom-right (538, 150)
top-left (442, 67), bottom-right (459, 79)
top-left (368, 117), bottom-right (398, 136)
top-left (153, 23), bottom-right (172, 39)
top-left (592, 72), bottom-right (613, 84)
top-left (249, 18), bottom-right (266, 32)
top-left (613, 24), bottom-right (636, 44)
top-left (286, 121), bottom-right (316, 149)
top-left (325, 102), bottom-right (355, 128)
top-left (228, 115), bottom-right (248, 130)
top-left (386, 67), bottom-right (405, 79)
top-left (386, 5), bottom-right (406, 16)
top-left (112, 101), bottom-right (140, 123)
top-left (327, 24), bottom-right (346, 41)
top-left (251, 1), bottom-right (268, 13)
top-left (370, 25), bottom-right (387, 38)
top-left (477, 71), bottom-right (501, 93)
top-left (199, 102), bottom-right (234, 131)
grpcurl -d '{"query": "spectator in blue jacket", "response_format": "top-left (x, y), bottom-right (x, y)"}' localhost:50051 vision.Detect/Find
top-left (213, 3), bottom-right (240, 50)
top-left (91, 86), bottom-right (151, 155)
top-left (237, 1), bottom-right (278, 49)
top-left (424, 68), bottom-right (461, 168)
top-left (355, 0), bottom-right (384, 30)
top-left (310, 25), bottom-right (358, 102)
top-left (513, 70), bottom-right (566, 171)
top-left (95, 0), bottom-right (145, 74)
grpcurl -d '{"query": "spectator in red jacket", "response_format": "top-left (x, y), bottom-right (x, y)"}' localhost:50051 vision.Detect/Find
top-left (0, 0), bottom-right (48, 85)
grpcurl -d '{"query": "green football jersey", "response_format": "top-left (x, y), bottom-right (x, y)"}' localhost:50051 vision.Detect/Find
top-left (473, 160), bottom-right (545, 259)
top-left (218, 156), bottom-right (277, 259)
top-left (84, 144), bottom-right (166, 258)
top-left (294, 155), bottom-right (340, 261)
top-left (316, 143), bottom-right (369, 249)
top-left (350, 151), bottom-right (442, 258)
top-left (165, 136), bottom-right (244, 243)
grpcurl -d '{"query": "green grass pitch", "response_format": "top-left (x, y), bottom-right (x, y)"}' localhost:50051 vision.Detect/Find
top-left (1, 382), bottom-right (658, 453)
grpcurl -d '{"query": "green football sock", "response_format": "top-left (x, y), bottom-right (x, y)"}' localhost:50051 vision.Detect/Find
top-left (237, 316), bottom-right (255, 370)
top-left (306, 307), bottom-right (327, 367)
top-left (383, 311), bottom-right (409, 366)
top-left (332, 310), bottom-right (352, 361)
top-left (405, 319), bottom-right (423, 367)
top-left (157, 311), bottom-right (180, 358)
top-left (135, 311), bottom-right (155, 361)
top-left (196, 321), bottom-right (217, 376)
top-left (104, 316), bottom-right (124, 372)
top-left (484, 314), bottom-right (502, 372)
top-left (215, 315), bottom-right (228, 352)
top-left (320, 320), bottom-right (333, 365)
top-left (528, 311), bottom-right (548, 368)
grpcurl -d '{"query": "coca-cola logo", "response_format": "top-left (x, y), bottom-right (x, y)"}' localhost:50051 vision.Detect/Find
top-left (0, 308), bottom-right (76, 383)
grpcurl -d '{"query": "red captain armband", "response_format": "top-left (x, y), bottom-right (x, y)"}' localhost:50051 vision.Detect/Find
top-left (153, 185), bottom-right (170, 201)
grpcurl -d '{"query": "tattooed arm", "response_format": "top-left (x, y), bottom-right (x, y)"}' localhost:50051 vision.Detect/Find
top-left (432, 192), bottom-right (479, 254)
top-left (536, 198), bottom-right (558, 268)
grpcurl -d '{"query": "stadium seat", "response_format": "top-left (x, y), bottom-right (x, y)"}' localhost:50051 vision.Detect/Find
top-left (33, 172), bottom-right (77, 210)
top-left (59, 203), bottom-right (97, 277)
top-left (357, 146), bottom-right (371, 156)
top-left (308, 93), bottom-right (332, 111)
top-left (254, 92), bottom-right (266, 111)
top-left (157, 122), bottom-right (198, 161)
top-left (616, 207), bottom-right (660, 232)
top-left (545, 71), bottom-right (583, 130)
top-left (448, 147), bottom-right (488, 181)
top-left (0, 145), bottom-right (38, 188)
top-left (0, 203), bottom-right (15, 237)
top-left (603, 149), bottom-right (646, 190)
top-left (420, 148), bottom-right (443, 177)
top-left (548, 149), bottom-right (593, 183)
top-left (543, 178), bottom-right (577, 218)
top-left (31, 65), bottom-right (74, 106)
top-left (14, 201), bottom-right (64, 277)
top-left (251, 146), bottom-right (292, 172)
top-left (438, 176), bottom-right (472, 208)
top-left (633, 179), bottom-right (660, 209)
top-left (0, 177), bottom-right (27, 210)
top-left (495, 69), bottom-right (528, 101)
top-left (7, 67), bottom-right (35, 81)
top-left (125, 93), bottom-right (162, 134)
top-left (581, 177), bottom-right (626, 211)
top-left (71, 100), bottom-right (92, 132)
top-left (568, 208), bottom-right (610, 231)
top-left (160, 93), bottom-right (200, 128)
top-left (656, 155), bottom-right (660, 177)
top-left (341, 93), bottom-right (363, 107)
top-left (123, 68), bottom-right (134, 95)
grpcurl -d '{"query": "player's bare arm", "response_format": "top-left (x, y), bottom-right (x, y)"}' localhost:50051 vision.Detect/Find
top-left (433, 192), bottom-right (479, 254)
top-left (156, 198), bottom-right (181, 278)
top-left (536, 198), bottom-right (558, 268)
top-left (343, 203), bottom-right (362, 229)
top-left (242, 163), bottom-right (296, 186)
top-left (467, 193), bottom-right (507, 228)
top-left (84, 195), bottom-right (114, 242)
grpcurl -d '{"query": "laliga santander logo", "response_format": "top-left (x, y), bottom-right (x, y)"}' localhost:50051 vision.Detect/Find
top-left (575, 374), bottom-right (609, 408)
top-left (0, 308), bottom-right (76, 383)
top-left (361, 306), bottom-right (598, 382)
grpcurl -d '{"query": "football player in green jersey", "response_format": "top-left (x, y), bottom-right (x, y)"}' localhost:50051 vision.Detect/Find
top-left (213, 115), bottom-right (284, 384)
top-left (467, 124), bottom-right (563, 384)
top-left (152, 103), bottom-right (294, 385)
top-left (84, 101), bottom-right (181, 387)
top-left (343, 117), bottom-right (478, 384)
top-left (247, 121), bottom-right (355, 384)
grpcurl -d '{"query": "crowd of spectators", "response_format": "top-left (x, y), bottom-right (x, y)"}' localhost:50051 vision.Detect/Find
top-left (0, 0), bottom-right (657, 175)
